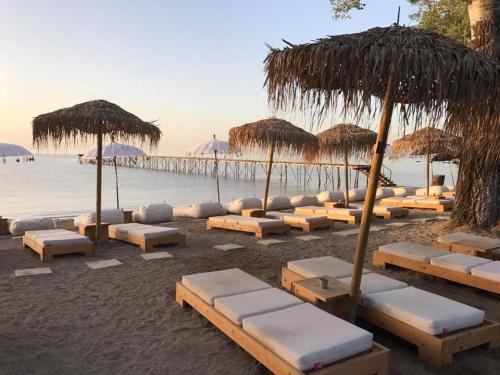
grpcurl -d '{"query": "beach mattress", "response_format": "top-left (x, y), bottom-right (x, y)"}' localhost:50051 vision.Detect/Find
top-left (208, 215), bottom-right (240, 225)
top-left (266, 212), bottom-right (327, 224)
top-left (294, 206), bottom-right (327, 215)
top-left (430, 253), bottom-right (492, 273)
top-left (288, 256), bottom-right (371, 279)
top-left (438, 232), bottom-right (500, 249)
top-left (378, 242), bottom-right (447, 262)
top-left (242, 303), bottom-right (373, 371)
top-left (127, 226), bottom-right (180, 239)
top-left (214, 288), bottom-right (303, 325)
top-left (182, 268), bottom-right (271, 305)
top-left (109, 223), bottom-right (148, 236)
top-left (32, 232), bottom-right (90, 247)
top-left (416, 199), bottom-right (451, 205)
top-left (24, 229), bottom-right (67, 239)
top-left (362, 287), bottom-right (485, 335)
top-left (470, 261), bottom-right (500, 282)
top-left (337, 273), bottom-right (408, 296)
top-left (242, 217), bottom-right (285, 228)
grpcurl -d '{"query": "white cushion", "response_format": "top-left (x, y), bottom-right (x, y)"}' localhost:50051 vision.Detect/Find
top-left (182, 268), bottom-right (271, 305)
top-left (239, 217), bottom-right (284, 228)
top-left (345, 188), bottom-right (366, 202)
top-left (417, 198), bottom-right (451, 205)
top-left (290, 195), bottom-right (319, 208)
top-left (227, 197), bottom-right (262, 214)
top-left (24, 229), bottom-right (67, 240)
top-left (362, 287), bottom-right (485, 335)
top-left (379, 242), bottom-right (447, 263)
top-left (294, 206), bottom-right (327, 215)
top-left (446, 185), bottom-right (456, 192)
top-left (262, 196), bottom-right (291, 210)
top-left (416, 185), bottom-right (449, 196)
top-left (243, 303), bottom-right (373, 371)
top-left (329, 208), bottom-right (362, 216)
top-left (109, 223), bottom-right (148, 236)
top-left (380, 197), bottom-right (403, 205)
top-left (35, 232), bottom-right (90, 247)
top-left (438, 232), bottom-right (500, 249)
top-left (470, 261), bottom-right (500, 282)
top-left (9, 217), bottom-right (56, 236)
top-left (214, 288), bottom-right (303, 325)
top-left (377, 187), bottom-right (395, 198)
top-left (267, 212), bottom-right (326, 224)
top-left (316, 190), bottom-right (345, 203)
top-left (74, 209), bottom-right (124, 227)
top-left (337, 273), bottom-right (408, 296)
top-left (127, 226), bottom-right (180, 239)
top-left (430, 253), bottom-right (492, 274)
top-left (174, 202), bottom-right (226, 219)
top-left (390, 186), bottom-right (416, 197)
top-left (133, 203), bottom-right (173, 224)
top-left (288, 256), bottom-right (370, 279)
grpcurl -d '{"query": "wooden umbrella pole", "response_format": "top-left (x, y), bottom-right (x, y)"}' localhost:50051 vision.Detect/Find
top-left (214, 150), bottom-right (221, 203)
top-left (263, 146), bottom-right (274, 212)
top-left (96, 125), bottom-right (103, 243)
top-left (348, 75), bottom-right (395, 322)
top-left (426, 151), bottom-right (430, 196)
top-left (344, 151), bottom-right (350, 208)
top-left (114, 157), bottom-right (120, 209)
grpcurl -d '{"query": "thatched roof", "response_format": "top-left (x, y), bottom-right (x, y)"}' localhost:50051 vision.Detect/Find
top-left (310, 124), bottom-right (376, 160)
top-left (228, 118), bottom-right (318, 155)
top-left (265, 26), bottom-right (499, 163)
top-left (33, 100), bottom-right (161, 147)
top-left (391, 127), bottom-right (460, 158)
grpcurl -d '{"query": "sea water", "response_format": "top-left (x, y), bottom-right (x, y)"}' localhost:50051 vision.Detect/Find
top-left (0, 154), bottom-right (458, 218)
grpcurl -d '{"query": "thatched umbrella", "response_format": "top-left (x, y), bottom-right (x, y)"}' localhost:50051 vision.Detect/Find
top-left (33, 100), bottom-right (161, 242)
top-left (391, 127), bottom-right (460, 195)
top-left (265, 25), bottom-right (499, 319)
top-left (229, 118), bottom-right (318, 211)
top-left (310, 124), bottom-right (376, 207)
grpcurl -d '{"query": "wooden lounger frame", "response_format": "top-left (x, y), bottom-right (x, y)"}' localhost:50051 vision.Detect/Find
top-left (109, 230), bottom-right (185, 252)
top-left (372, 250), bottom-right (500, 294)
top-left (271, 216), bottom-right (334, 232)
top-left (206, 219), bottom-right (290, 238)
top-left (281, 266), bottom-right (500, 366)
top-left (433, 239), bottom-right (500, 259)
top-left (372, 208), bottom-right (409, 220)
top-left (23, 235), bottom-right (95, 262)
top-left (176, 282), bottom-right (390, 375)
top-left (380, 200), bottom-right (452, 212)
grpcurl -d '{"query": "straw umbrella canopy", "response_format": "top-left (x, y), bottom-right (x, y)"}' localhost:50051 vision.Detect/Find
top-left (391, 127), bottom-right (460, 195)
top-left (229, 118), bottom-right (318, 211)
top-left (33, 100), bottom-right (161, 242)
top-left (310, 124), bottom-right (377, 207)
top-left (265, 25), bottom-right (499, 319)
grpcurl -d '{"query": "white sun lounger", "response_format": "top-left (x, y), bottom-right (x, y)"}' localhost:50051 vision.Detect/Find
top-left (206, 215), bottom-right (289, 238)
top-left (282, 256), bottom-right (500, 366)
top-left (23, 229), bottom-right (94, 262)
top-left (373, 241), bottom-right (500, 294)
top-left (379, 197), bottom-right (452, 212)
top-left (266, 211), bottom-right (333, 232)
top-left (349, 203), bottom-right (409, 219)
top-left (434, 232), bottom-right (500, 258)
top-left (177, 268), bottom-right (389, 374)
top-left (294, 206), bottom-right (362, 224)
top-left (108, 223), bottom-right (185, 252)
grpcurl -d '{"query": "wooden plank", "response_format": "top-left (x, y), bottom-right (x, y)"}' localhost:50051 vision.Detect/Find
top-left (176, 282), bottom-right (389, 375)
top-left (372, 251), bottom-right (500, 294)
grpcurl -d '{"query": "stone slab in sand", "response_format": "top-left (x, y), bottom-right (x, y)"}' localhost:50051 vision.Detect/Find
top-left (385, 222), bottom-right (413, 227)
top-left (15, 267), bottom-right (52, 277)
top-left (141, 252), bottom-right (173, 260)
top-left (214, 244), bottom-right (245, 251)
top-left (296, 235), bottom-right (323, 242)
top-left (86, 259), bottom-right (122, 269)
top-left (257, 239), bottom-right (285, 246)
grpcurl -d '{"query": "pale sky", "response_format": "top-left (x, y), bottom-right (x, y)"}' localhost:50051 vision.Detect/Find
top-left (0, 0), bottom-right (414, 156)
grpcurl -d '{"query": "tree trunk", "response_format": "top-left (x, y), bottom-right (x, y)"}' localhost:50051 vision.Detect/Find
top-left (452, 0), bottom-right (500, 227)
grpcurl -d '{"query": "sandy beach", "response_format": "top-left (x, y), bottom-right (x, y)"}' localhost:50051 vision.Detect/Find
top-left (0, 211), bottom-right (498, 375)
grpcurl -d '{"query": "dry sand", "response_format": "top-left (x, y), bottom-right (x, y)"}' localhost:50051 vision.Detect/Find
top-left (0, 212), bottom-right (499, 375)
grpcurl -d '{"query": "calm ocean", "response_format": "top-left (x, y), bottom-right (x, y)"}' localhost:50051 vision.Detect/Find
top-left (0, 154), bottom-right (458, 218)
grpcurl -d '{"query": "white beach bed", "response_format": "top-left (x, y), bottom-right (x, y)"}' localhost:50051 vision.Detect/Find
top-left (177, 268), bottom-right (389, 374)
top-left (379, 197), bottom-right (453, 212)
top-left (206, 215), bottom-right (289, 238)
top-left (266, 211), bottom-right (333, 232)
top-left (23, 229), bottom-right (94, 262)
top-left (434, 232), bottom-right (500, 258)
top-left (108, 223), bottom-right (185, 252)
top-left (294, 206), bottom-right (362, 224)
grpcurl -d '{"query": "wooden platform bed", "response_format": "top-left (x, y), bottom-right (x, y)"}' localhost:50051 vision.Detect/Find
top-left (294, 206), bottom-right (362, 225)
top-left (176, 269), bottom-right (390, 375)
top-left (108, 223), bottom-right (185, 252)
top-left (372, 244), bottom-right (500, 294)
top-left (207, 215), bottom-right (290, 238)
top-left (433, 232), bottom-right (500, 259)
top-left (23, 229), bottom-right (95, 262)
top-left (281, 264), bottom-right (499, 367)
top-left (349, 204), bottom-right (409, 220)
top-left (379, 198), bottom-right (453, 212)
top-left (266, 211), bottom-right (334, 232)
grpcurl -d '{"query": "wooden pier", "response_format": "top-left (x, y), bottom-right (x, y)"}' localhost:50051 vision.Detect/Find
top-left (94, 155), bottom-right (395, 190)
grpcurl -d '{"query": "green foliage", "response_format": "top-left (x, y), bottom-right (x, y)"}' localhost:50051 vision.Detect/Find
top-left (408, 0), bottom-right (470, 46)
top-left (329, 0), bottom-right (365, 19)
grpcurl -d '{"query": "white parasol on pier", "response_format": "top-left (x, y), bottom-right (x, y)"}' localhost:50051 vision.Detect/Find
top-left (188, 135), bottom-right (239, 203)
top-left (0, 143), bottom-right (33, 163)
top-left (82, 142), bottom-right (147, 209)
